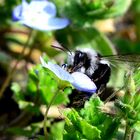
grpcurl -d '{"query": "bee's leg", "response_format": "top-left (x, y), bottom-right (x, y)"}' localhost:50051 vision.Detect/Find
top-left (96, 84), bottom-right (106, 97)
top-left (67, 90), bottom-right (91, 108)
top-left (61, 63), bottom-right (68, 70)
top-left (104, 87), bottom-right (124, 103)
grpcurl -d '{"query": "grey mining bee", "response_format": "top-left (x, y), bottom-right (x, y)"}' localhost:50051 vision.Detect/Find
top-left (52, 42), bottom-right (140, 107)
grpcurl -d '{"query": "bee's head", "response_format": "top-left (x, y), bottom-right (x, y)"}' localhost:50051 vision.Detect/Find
top-left (74, 51), bottom-right (88, 65)
top-left (67, 48), bottom-right (100, 73)
top-left (70, 50), bottom-right (89, 72)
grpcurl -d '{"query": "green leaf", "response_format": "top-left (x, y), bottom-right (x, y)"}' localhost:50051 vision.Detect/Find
top-left (133, 93), bottom-right (140, 111)
top-left (133, 131), bottom-right (140, 140)
top-left (86, 0), bottom-right (132, 18)
top-left (49, 121), bottom-right (65, 140)
top-left (11, 82), bottom-right (21, 94)
top-left (53, 0), bottom-right (89, 26)
top-left (63, 131), bottom-right (82, 140)
top-left (0, 52), bottom-right (12, 67)
top-left (55, 27), bottom-right (116, 56)
top-left (115, 100), bottom-right (137, 120)
top-left (80, 97), bottom-right (105, 125)
top-left (26, 66), bottom-right (41, 98)
top-left (64, 115), bottom-right (81, 140)
top-left (65, 109), bottom-right (101, 140)
top-left (80, 97), bottom-right (120, 139)
top-left (18, 100), bottom-right (34, 109)
top-left (133, 121), bottom-right (140, 132)
top-left (6, 127), bottom-right (32, 137)
top-left (52, 90), bottom-right (70, 105)
top-left (39, 63), bottom-right (72, 106)
top-left (54, 0), bottom-right (131, 26)
top-left (98, 116), bottom-right (120, 140)
top-left (39, 69), bottom-right (58, 105)
top-left (53, 88), bottom-right (72, 105)
top-left (11, 82), bottom-right (24, 101)
top-left (132, 0), bottom-right (140, 12)
top-left (17, 100), bottom-right (40, 115)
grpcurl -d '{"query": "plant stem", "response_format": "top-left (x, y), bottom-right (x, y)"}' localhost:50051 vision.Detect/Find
top-left (0, 29), bottom-right (34, 98)
top-left (124, 121), bottom-right (131, 140)
top-left (43, 92), bottom-right (58, 139)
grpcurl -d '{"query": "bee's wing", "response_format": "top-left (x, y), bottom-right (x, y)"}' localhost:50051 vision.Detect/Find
top-left (100, 54), bottom-right (140, 88)
top-left (102, 54), bottom-right (140, 68)
top-left (102, 54), bottom-right (140, 62)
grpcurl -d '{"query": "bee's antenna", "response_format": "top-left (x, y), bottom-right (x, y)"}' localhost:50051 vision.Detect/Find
top-left (51, 41), bottom-right (72, 55)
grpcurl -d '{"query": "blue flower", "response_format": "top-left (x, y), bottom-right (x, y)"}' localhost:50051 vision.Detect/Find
top-left (12, 0), bottom-right (69, 31)
top-left (40, 57), bottom-right (97, 93)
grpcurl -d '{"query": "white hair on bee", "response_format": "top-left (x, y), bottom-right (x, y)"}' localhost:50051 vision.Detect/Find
top-left (67, 52), bottom-right (75, 66)
top-left (77, 48), bottom-right (98, 57)
top-left (100, 59), bottom-right (110, 66)
top-left (81, 48), bottom-right (110, 66)
top-left (80, 48), bottom-right (99, 75)
top-left (68, 48), bottom-right (97, 62)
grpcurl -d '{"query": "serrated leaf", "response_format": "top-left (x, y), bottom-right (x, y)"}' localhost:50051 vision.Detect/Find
top-left (80, 97), bottom-right (105, 125)
top-left (80, 97), bottom-right (120, 139)
top-left (66, 109), bottom-right (101, 140)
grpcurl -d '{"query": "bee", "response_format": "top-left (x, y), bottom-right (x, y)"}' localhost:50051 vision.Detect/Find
top-left (66, 48), bottom-right (111, 91)
top-left (52, 43), bottom-right (140, 107)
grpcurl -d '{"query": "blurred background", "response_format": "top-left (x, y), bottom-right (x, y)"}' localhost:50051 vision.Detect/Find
top-left (0, 0), bottom-right (140, 139)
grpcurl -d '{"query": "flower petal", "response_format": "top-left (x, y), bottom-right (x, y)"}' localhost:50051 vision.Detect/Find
top-left (12, 0), bottom-right (69, 31)
top-left (46, 17), bottom-right (70, 30)
top-left (71, 72), bottom-right (97, 93)
top-left (29, 0), bottom-right (56, 18)
top-left (21, 17), bottom-right (69, 31)
top-left (12, 0), bottom-right (56, 22)
top-left (40, 57), bottom-right (74, 83)
top-left (12, 0), bottom-right (29, 21)
top-left (12, 5), bottom-right (22, 21)
top-left (43, 1), bottom-right (56, 18)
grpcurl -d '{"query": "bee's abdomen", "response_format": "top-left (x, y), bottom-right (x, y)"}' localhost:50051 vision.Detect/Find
top-left (91, 63), bottom-right (111, 90)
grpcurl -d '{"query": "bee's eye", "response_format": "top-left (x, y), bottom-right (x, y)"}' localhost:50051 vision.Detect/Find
top-left (75, 51), bottom-right (84, 59)
top-left (78, 52), bottom-right (83, 58)
top-left (74, 51), bottom-right (87, 66)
